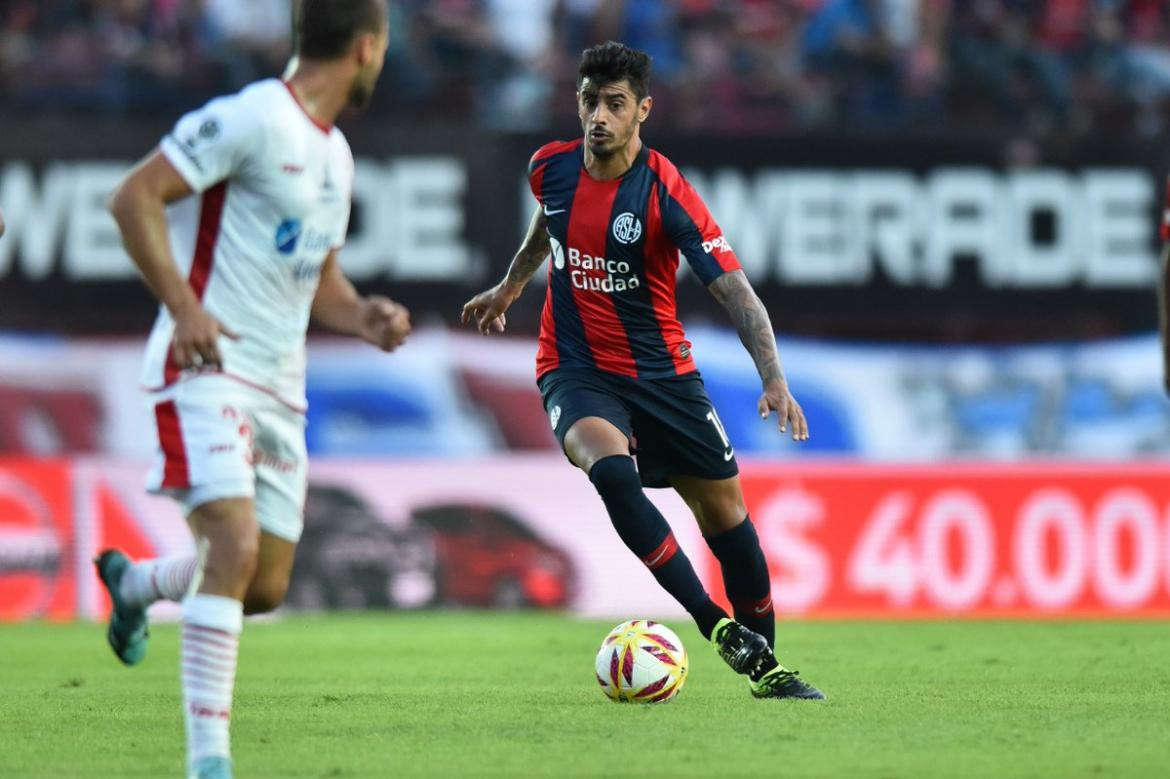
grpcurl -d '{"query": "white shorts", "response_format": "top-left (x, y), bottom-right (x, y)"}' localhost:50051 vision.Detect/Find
top-left (145, 374), bottom-right (308, 542)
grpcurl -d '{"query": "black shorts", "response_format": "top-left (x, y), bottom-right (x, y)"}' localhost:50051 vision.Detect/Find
top-left (538, 368), bottom-right (739, 488)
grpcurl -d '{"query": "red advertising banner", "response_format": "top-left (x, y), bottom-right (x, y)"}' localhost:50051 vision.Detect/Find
top-left (0, 460), bottom-right (76, 620)
top-left (3, 458), bottom-right (1170, 620)
top-left (0, 459), bottom-right (191, 620)
top-left (720, 464), bottom-right (1170, 617)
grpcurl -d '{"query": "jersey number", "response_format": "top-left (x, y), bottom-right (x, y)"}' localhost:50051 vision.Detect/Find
top-left (706, 409), bottom-right (731, 448)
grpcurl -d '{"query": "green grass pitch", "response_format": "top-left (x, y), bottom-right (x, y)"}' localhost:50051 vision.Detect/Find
top-left (1, 614), bottom-right (1167, 778)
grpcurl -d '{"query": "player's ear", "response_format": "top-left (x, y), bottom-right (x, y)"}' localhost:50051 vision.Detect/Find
top-left (639, 96), bottom-right (652, 123)
top-left (356, 32), bottom-right (377, 66)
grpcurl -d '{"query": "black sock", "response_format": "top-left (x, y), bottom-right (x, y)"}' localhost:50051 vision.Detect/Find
top-left (589, 455), bottom-right (728, 638)
top-left (705, 516), bottom-right (774, 647)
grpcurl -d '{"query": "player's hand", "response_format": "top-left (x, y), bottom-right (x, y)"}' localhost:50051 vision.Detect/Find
top-left (171, 303), bottom-right (237, 371)
top-left (758, 377), bottom-right (809, 442)
top-left (359, 295), bottom-right (411, 352)
top-left (461, 282), bottom-right (520, 335)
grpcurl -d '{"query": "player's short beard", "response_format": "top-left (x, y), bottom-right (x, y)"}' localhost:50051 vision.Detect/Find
top-left (589, 139), bottom-right (614, 158)
top-left (347, 73), bottom-right (374, 110)
top-left (589, 128), bottom-right (629, 159)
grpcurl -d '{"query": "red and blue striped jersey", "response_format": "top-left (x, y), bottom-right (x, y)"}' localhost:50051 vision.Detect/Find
top-left (528, 139), bottom-right (741, 379)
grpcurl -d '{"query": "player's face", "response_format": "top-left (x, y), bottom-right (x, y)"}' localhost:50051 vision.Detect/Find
top-left (348, 23), bottom-right (390, 109)
top-left (578, 79), bottom-right (651, 158)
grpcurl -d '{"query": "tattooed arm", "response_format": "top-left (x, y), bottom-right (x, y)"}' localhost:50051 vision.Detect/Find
top-left (461, 206), bottom-right (550, 334)
top-left (708, 270), bottom-right (809, 440)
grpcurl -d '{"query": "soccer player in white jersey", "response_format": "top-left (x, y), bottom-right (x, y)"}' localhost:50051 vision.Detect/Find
top-left (95, 2), bottom-right (401, 777)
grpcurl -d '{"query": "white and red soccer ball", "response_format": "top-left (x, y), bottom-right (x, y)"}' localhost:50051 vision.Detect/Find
top-left (595, 620), bottom-right (688, 703)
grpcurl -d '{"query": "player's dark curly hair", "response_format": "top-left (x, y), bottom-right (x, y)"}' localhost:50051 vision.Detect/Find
top-left (293, 0), bottom-right (388, 60)
top-left (578, 42), bottom-right (652, 101)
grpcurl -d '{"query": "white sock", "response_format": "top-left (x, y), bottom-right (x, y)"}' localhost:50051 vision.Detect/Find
top-left (119, 555), bottom-right (199, 608)
top-left (181, 593), bottom-right (243, 770)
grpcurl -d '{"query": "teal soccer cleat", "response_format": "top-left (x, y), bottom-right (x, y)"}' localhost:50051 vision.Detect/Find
top-left (94, 549), bottom-right (149, 666)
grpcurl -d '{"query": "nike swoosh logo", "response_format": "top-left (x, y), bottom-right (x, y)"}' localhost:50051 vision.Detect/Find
top-left (723, 449), bottom-right (735, 461)
top-left (644, 547), bottom-right (670, 567)
top-left (754, 599), bottom-right (772, 614)
top-left (543, 205), bottom-right (565, 216)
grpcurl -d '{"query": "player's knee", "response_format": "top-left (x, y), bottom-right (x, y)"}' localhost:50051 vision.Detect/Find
top-left (587, 454), bottom-right (641, 503)
top-left (686, 491), bottom-right (747, 535)
top-left (205, 535), bottom-right (260, 591)
top-left (715, 496), bottom-right (748, 531)
top-left (243, 576), bottom-right (288, 615)
top-left (198, 514), bottom-right (261, 592)
top-left (564, 418), bottom-right (630, 473)
top-left (702, 500), bottom-right (747, 535)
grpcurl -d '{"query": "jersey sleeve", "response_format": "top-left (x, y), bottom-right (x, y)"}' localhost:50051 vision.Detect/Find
top-left (159, 92), bottom-right (265, 193)
top-left (526, 140), bottom-right (580, 204)
top-left (526, 149), bottom-right (548, 204)
top-left (659, 174), bottom-right (741, 286)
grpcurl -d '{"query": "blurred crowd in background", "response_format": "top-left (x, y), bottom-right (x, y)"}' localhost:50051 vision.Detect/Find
top-left (1, 0), bottom-right (1168, 135)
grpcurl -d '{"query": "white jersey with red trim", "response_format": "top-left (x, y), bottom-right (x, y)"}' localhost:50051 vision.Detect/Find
top-left (140, 78), bottom-right (354, 409)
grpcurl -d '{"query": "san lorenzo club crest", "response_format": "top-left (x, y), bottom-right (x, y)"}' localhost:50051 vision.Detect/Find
top-left (612, 212), bottom-right (642, 245)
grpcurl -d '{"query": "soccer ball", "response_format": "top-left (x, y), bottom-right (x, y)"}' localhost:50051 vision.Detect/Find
top-left (594, 620), bottom-right (688, 703)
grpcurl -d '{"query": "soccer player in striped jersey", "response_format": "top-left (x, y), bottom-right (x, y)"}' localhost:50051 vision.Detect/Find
top-left (462, 41), bottom-right (823, 700)
top-left (96, 2), bottom-right (408, 777)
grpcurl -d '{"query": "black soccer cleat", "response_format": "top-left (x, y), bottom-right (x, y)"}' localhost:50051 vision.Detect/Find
top-left (711, 618), bottom-right (772, 676)
top-left (711, 618), bottom-right (826, 700)
top-left (750, 667), bottom-right (826, 700)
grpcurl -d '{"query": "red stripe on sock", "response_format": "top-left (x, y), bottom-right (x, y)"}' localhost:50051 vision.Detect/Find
top-left (184, 624), bottom-right (239, 640)
top-left (182, 653), bottom-right (237, 674)
top-left (182, 669), bottom-right (236, 690)
top-left (181, 658), bottom-right (235, 676)
top-left (182, 626), bottom-right (238, 643)
top-left (182, 631), bottom-right (238, 650)
top-left (182, 632), bottom-right (237, 649)
top-left (182, 637), bottom-right (238, 660)
top-left (641, 532), bottom-right (680, 571)
top-left (733, 595), bottom-right (774, 617)
top-left (170, 560), bottom-right (198, 592)
top-left (181, 646), bottom-right (237, 667)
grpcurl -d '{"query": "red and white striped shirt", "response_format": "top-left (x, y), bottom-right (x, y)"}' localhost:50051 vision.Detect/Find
top-left (141, 79), bottom-right (354, 408)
